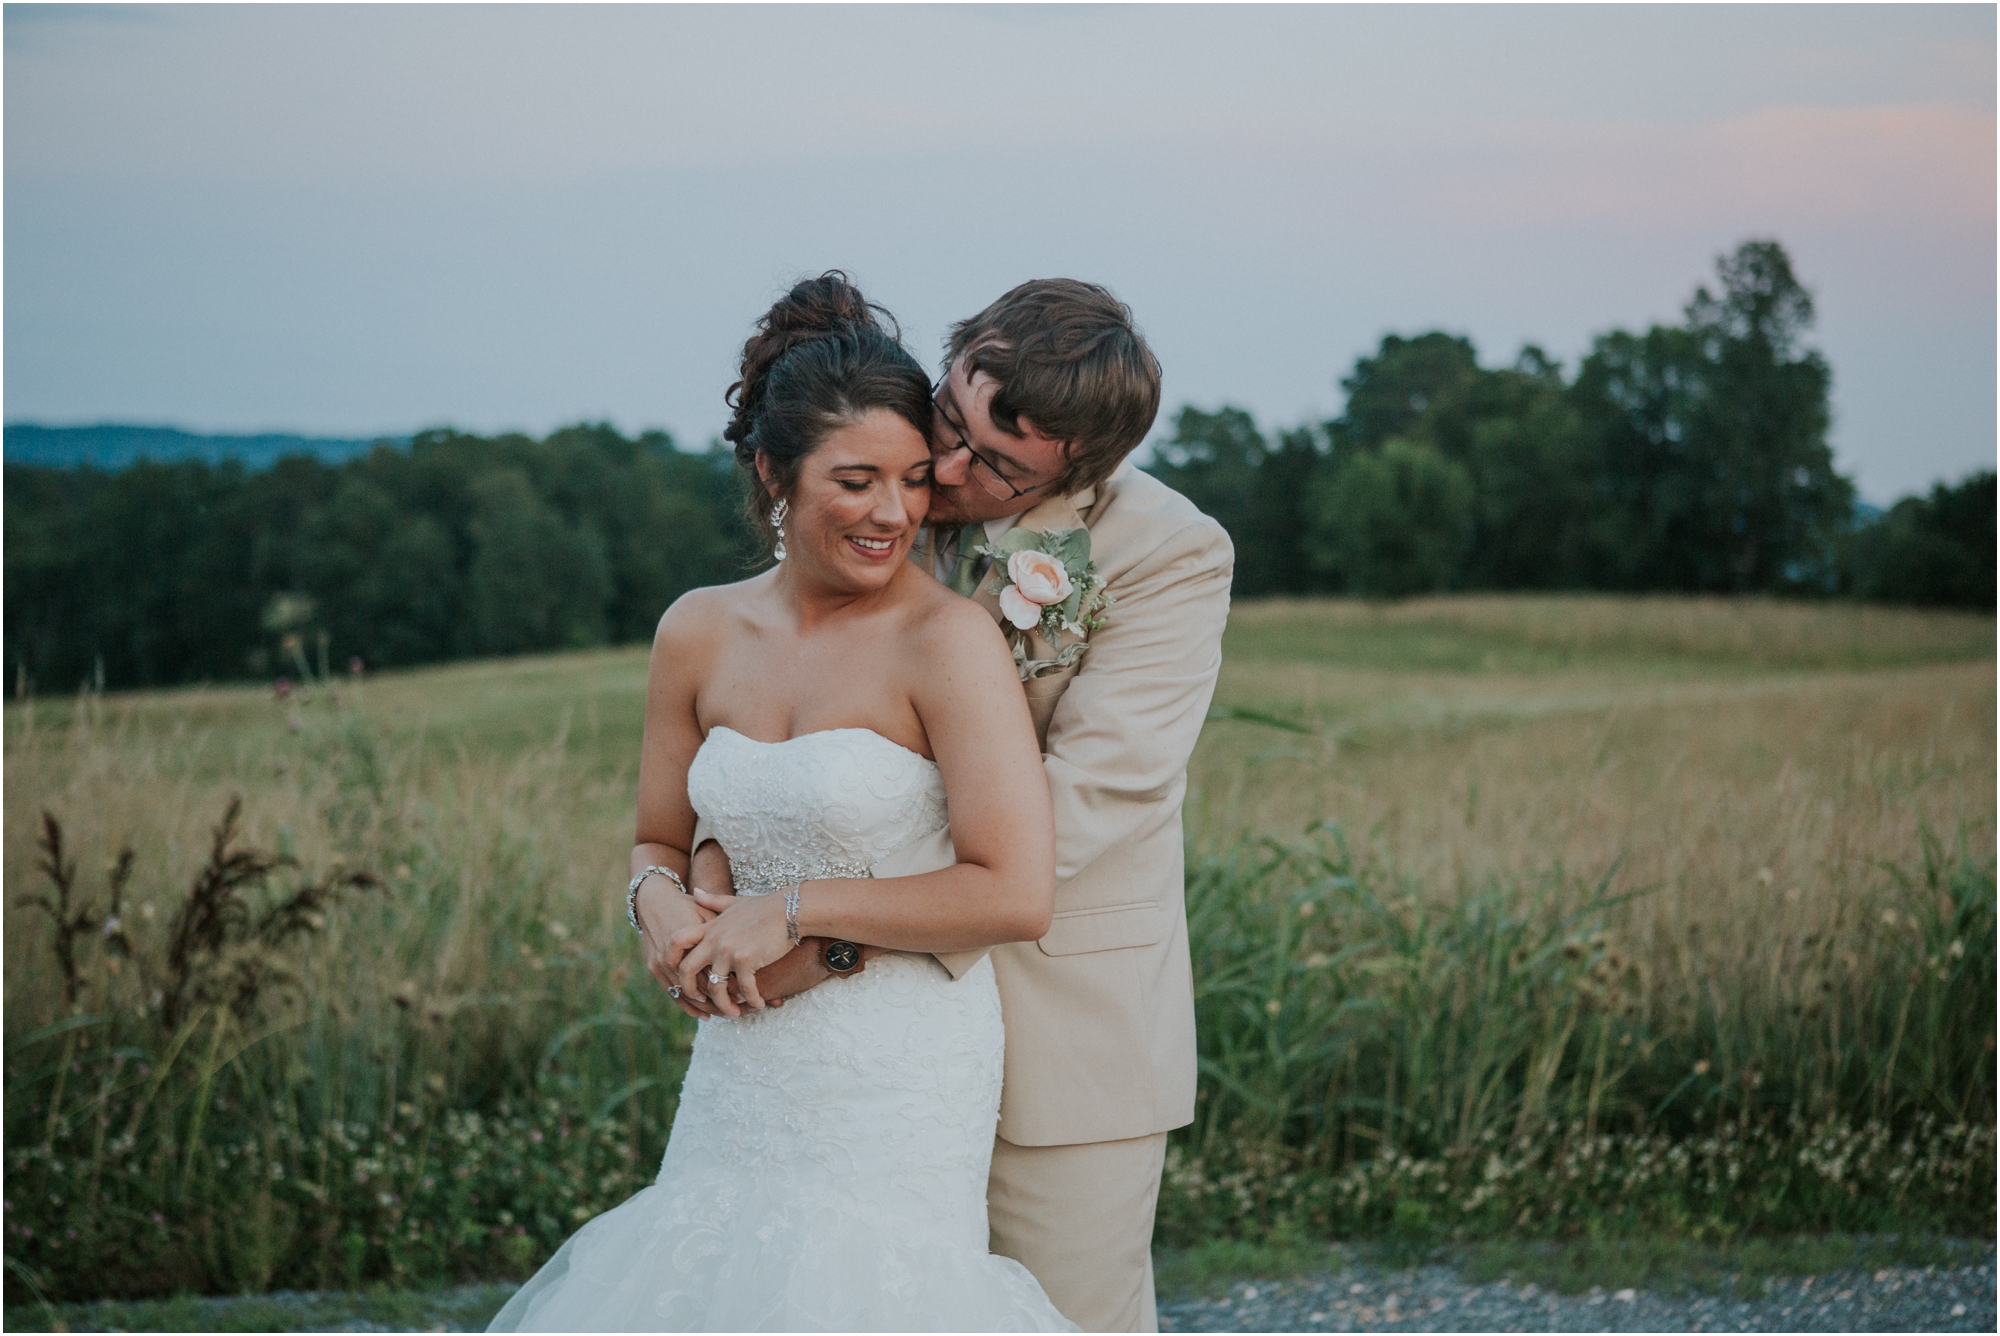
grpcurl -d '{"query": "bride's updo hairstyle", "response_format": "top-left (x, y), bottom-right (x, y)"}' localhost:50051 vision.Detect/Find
top-left (723, 271), bottom-right (934, 552)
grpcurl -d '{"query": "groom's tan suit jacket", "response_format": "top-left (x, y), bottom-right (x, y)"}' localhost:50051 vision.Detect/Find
top-left (882, 463), bottom-right (1233, 1148)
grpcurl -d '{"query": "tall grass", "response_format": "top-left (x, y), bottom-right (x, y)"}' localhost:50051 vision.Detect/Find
top-left (5, 692), bottom-right (695, 1300)
top-left (1163, 823), bottom-right (1993, 1244)
top-left (5, 597), bottom-right (1994, 1302)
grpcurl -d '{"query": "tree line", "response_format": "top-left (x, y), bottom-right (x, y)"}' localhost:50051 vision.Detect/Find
top-left (5, 240), bottom-right (1990, 694)
top-left (1152, 239), bottom-right (1994, 605)
top-left (6, 426), bottom-right (757, 692)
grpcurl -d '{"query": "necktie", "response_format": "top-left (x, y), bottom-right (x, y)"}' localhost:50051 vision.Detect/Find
top-left (948, 523), bottom-right (986, 596)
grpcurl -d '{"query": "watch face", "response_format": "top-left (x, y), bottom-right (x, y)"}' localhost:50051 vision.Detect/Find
top-left (824, 940), bottom-right (861, 973)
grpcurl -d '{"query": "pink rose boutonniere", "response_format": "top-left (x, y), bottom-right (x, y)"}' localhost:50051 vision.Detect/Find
top-left (974, 527), bottom-right (1114, 680)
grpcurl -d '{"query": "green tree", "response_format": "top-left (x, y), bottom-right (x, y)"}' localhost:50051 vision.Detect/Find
top-left (1847, 470), bottom-right (1996, 608)
top-left (1307, 437), bottom-right (1475, 597)
top-left (301, 475), bottom-right (462, 669)
top-left (1328, 333), bottom-right (1484, 458)
top-left (1572, 239), bottom-right (1852, 593)
top-left (1148, 407), bottom-right (1329, 596)
top-left (1461, 347), bottom-right (1614, 590)
top-left (462, 469), bottom-right (612, 656)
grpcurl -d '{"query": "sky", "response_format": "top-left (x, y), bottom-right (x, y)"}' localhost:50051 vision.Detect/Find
top-left (5, 3), bottom-right (1993, 503)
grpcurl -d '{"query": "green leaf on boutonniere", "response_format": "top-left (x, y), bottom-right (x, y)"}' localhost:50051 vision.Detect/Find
top-left (1055, 527), bottom-right (1091, 565)
top-left (992, 529), bottom-right (1043, 556)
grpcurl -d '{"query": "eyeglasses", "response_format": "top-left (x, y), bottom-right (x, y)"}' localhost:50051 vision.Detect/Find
top-left (933, 388), bottom-right (1053, 502)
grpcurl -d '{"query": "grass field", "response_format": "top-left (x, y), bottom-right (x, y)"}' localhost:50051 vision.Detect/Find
top-left (1195, 597), bottom-right (1995, 1057)
top-left (5, 595), bottom-right (1993, 1303)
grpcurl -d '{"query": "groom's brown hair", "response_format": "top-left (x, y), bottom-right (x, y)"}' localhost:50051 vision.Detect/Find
top-left (946, 279), bottom-right (1161, 495)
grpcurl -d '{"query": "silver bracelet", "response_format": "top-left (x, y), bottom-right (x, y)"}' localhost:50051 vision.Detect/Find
top-left (784, 883), bottom-right (802, 946)
top-left (627, 865), bottom-right (688, 933)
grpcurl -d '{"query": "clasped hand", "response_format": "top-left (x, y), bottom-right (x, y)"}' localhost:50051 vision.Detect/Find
top-left (665, 887), bottom-right (794, 1017)
top-left (635, 863), bottom-right (835, 1020)
top-left (636, 880), bottom-right (784, 1021)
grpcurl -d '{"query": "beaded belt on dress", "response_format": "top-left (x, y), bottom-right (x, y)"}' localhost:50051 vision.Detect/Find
top-left (733, 856), bottom-right (873, 897)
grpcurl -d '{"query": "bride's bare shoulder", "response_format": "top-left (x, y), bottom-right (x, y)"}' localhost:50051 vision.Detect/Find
top-left (903, 580), bottom-right (1009, 665)
top-left (653, 576), bottom-right (771, 652)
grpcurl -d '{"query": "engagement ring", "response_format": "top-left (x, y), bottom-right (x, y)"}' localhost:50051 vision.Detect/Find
top-left (707, 973), bottom-right (723, 985)
top-left (667, 985), bottom-right (681, 998)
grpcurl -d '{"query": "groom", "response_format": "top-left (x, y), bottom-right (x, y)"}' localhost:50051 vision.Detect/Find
top-left (692, 279), bottom-right (1232, 1331)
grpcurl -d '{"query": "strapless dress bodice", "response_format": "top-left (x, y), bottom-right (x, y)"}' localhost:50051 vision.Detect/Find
top-left (686, 726), bottom-right (948, 894)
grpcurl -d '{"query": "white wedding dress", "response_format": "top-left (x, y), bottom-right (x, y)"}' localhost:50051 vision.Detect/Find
top-left (488, 726), bottom-right (1077, 1333)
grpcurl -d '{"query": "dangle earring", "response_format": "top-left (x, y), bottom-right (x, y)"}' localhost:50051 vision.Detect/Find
top-left (770, 499), bottom-right (789, 562)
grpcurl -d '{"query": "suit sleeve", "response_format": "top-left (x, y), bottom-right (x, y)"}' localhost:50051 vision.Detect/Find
top-left (1041, 520), bottom-right (1233, 888)
top-left (883, 518), bottom-right (1232, 982)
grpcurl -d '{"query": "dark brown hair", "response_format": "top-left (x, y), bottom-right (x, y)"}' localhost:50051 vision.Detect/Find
top-left (945, 278), bottom-right (1162, 495)
top-left (723, 272), bottom-right (933, 550)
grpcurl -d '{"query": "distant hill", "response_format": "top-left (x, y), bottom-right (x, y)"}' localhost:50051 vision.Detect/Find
top-left (4, 423), bottom-right (408, 471)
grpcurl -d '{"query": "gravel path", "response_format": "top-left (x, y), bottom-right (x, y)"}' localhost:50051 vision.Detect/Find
top-left (1159, 1248), bottom-right (1997, 1333)
top-left (18, 1246), bottom-right (1995, 1331)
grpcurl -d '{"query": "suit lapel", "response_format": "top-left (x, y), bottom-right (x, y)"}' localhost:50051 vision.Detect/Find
top-left (1015, 489), bottom-right (1089, 539)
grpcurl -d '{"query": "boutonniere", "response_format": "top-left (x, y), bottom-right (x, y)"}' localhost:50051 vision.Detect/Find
top-left (974, 527), bottom-right (1115, 680)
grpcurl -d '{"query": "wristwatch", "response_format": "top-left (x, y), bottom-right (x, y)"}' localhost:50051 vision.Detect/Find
top-left (823, 940), bottom-right (863, 975)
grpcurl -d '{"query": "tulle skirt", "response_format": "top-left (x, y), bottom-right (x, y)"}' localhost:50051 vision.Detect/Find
top-left (487, 955), bottom-right (1075, 1332)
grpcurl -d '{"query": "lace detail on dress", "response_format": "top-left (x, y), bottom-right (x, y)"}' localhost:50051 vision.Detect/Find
top-left (488, 727), bottom-right (1073, 1334)
top-left (687, 726), bottom-right (949, 879)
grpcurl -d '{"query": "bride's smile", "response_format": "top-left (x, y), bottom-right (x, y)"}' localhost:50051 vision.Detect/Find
top-left (760, 408), bottom-right (933, 592)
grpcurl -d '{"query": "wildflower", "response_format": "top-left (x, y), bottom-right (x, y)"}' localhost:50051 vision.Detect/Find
top-left (1264, 999), bottom-right (1282, 1016)
top-left (1880, 909), bottom-right (1898, 927)
top-left (349, 656), bottom-right (365, 676)
top-left (1693, 1060), bottom-right (1711, 1076)
top-left (274, 677), bottom-right (292, 699)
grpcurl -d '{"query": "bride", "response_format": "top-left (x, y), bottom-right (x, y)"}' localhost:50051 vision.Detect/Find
top-left (487, 274), bottom-right (1077, 1333)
